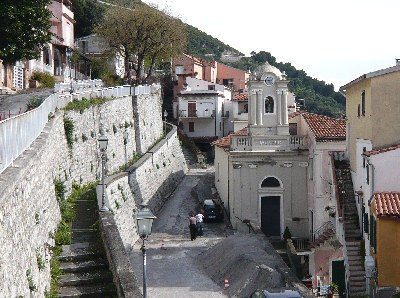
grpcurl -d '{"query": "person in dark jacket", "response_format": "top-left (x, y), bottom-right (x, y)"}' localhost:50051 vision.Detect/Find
top-left (188, 213), bottom-right (197, 240)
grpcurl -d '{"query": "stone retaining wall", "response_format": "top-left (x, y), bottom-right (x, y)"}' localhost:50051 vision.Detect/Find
top-left (97, 124), bottom-right (187, 297)
top-left (0, 89), bottom-right (164, 297)
top-left (103, 125), bottom-right (187, 252)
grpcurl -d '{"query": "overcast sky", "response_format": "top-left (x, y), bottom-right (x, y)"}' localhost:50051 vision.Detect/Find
top-left (143, 0), bottom-right (400, 90)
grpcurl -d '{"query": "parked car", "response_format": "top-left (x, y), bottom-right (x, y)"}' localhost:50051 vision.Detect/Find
top-left (201, 199), bottom-right (224, 222)
top-left (250, 289), bottom-right (302, 298)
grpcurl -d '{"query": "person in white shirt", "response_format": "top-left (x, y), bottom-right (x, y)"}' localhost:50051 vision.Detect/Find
top-left (195, 211), bottom-right (204, 236)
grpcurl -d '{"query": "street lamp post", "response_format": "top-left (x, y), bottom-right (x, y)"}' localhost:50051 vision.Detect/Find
top-left (163, 110), bottom-right (168, 138)
top-left (98, 135), bottom-right (109, 212)
top-left (136, 202), bottom-right (156, 298)
top-left (123, 130), bottom-right (128, 169)
top-left (66, 47), bottom-right (73, 94)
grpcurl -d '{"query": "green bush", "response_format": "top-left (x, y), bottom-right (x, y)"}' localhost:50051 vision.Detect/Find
top-left (102, 73), bottom-right (124, 87)
top-left (31, 71), bottom-right (55, 88)
top-left (26, 96), bottom-right (44, 110)
top-left (64, 96), bottom-right (113, 112)
top-left (63, 117), bottom-right (74, 148)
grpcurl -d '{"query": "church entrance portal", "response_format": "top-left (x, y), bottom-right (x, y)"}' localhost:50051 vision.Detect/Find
top-left (261, 196), bottom-right (280, 236)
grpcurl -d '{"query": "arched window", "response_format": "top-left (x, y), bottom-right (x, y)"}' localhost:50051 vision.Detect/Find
top-left (261, 177), bottom-right (281, 188)
top-left (265, 96), bottom-right (274, 113)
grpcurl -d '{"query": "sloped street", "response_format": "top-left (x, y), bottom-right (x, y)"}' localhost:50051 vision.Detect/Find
top-left (130, 166), bottom-right (230, 297)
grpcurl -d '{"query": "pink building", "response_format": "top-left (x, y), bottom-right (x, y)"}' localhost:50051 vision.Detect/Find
top-left (290, 112), bottom-right (347, 291)
top-left (172, 53), bottom-right (250, 103)
top-left (28, 0), bottom-right (75, 80)
top-left (0, 0), bottom-right (75, 91)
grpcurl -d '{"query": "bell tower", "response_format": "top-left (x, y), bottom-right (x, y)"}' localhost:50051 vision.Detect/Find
top-left (247, 62), bottom-right (289, 136)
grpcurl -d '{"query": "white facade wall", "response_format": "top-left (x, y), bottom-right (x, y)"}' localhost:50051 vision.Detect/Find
top-left (186, 77), bottom-right (225, 92)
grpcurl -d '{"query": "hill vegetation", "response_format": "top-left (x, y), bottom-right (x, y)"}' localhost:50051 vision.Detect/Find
top-left (223, 51), bottom-right (345, 118)
top-left (72, 0), bottom-right (345, 118)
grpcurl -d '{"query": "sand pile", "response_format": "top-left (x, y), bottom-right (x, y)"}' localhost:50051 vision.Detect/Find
top-left (198, 233), bottom-right (313, 297)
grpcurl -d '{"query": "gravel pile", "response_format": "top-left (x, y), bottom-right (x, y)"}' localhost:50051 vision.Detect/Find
top-left (198, 233), bottom-right (313, 297)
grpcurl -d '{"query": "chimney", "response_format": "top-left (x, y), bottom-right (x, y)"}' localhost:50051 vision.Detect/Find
top-left (396, 59), bottom-right (400, 66)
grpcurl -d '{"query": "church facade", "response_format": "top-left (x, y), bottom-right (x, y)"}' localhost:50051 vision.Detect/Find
top-left (213, 63), bottom-right (309, 238)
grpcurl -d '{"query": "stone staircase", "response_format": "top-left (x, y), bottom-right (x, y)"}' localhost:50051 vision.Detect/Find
top-left (334, 158), bottom-right (366, 296)
top-left (57, 191), bottom-right (117, 297)
top-left (182, 145), bottom-right (198, 166)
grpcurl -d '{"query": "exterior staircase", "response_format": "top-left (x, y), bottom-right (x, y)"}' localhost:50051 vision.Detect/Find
top-left (333, 157), bottom-right (366, 296)
top-left (182, 145), bottom-right (198, 166)
top-left (309, 221), bottom-right (335, 249)
top-left (57, 190), bottom-right (117, 297)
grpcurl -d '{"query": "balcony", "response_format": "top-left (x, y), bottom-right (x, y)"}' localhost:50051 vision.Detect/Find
top-left (230, 135), bottom-right (308, 152)
top-left (179, 109), bottom-right (215, 118)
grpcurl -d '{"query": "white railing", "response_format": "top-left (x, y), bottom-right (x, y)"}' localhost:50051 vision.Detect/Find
top-left (55, 79), bottom-right (104, 93)
top-left (230, 135), bottom-right (307, 151)
top-left (0, 82), bottom-right (159, 174)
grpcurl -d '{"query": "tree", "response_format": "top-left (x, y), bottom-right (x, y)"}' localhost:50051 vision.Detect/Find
top-left (73, 0), bottom-right (106, 38)
top-left (96, 4), bottom-right (186, 84)
top-left (0, 0), bottom-right (52, 63)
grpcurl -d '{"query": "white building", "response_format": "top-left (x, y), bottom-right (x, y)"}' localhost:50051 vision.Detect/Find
top-left (75, 34), bottom-right (125, 78)
top-left (213, 62), bottom-right (310, 238)
top-left (177, 77), bottom-right (233, 139)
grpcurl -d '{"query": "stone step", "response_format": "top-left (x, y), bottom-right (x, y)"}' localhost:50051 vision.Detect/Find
top-left (71, 230), bottom-right (98, 244)
top-left (350, 276), bottom-right (366, 283)
top-left (348, 255), bottom-right (362, 261)
top-left (58, 271), bottom-right (113, 287)
top-left (59, 259), bottom-right (108, 273)
top-left (57, 283), bottom-right (117, 298)
top-left (349, 264), bottom-right (364, 272)
top-left (58, 242), bottom-right (104, 262)
top-left (349, 259), bottom-right (363, 266)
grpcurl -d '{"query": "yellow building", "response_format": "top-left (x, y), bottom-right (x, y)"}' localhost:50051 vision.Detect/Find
top-left (370, 192), bottom-right (400, 287)
top-left (340, 64), bottom-right (400, 173)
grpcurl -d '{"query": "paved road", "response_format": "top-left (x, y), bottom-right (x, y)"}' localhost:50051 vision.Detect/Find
top-left (130, 166), bottom-right (230, 297)
top-left (0, 88), bottom-right (53, 119)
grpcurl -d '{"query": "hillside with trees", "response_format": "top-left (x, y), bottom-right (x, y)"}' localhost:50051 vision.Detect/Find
top-left (223, 51), bottom-right (345, 118)
top-left (72, 1), bottom-right (345, 118)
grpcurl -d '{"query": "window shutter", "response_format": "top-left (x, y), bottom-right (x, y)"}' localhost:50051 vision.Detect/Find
top-left (364, 213), bottom-right (369, 233)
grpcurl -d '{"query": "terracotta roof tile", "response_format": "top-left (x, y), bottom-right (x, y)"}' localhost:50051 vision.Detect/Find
top-left (302, 113), bottom-right (346, 142)
top-left (373, 192), bottom-right (400, 217)
top-left (232, 94), bottom-right (248, 101)
top-left (213, 128), bottom-right (248, 148)
top-left (363, 144), bottom-right (400, 157)
top-left (288, 111), bottom-right (304, 119)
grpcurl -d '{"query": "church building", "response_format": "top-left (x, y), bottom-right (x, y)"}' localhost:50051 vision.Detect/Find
top-left (213, 62), bottom-right (309, 238)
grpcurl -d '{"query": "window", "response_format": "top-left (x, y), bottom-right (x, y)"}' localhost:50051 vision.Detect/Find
top-left (244, 104), bottom-right (248, 113)
top-left (358, 104), bottom-right (360, 117)
top-left (363, 212), bottom-right (369, 234)
top-left (370, 215), bottom-right (376, 252)
top-left (208, 85), bottom-right (215, 90)
top-left (189, 122), bottom-right (194, 132)
top-left (265, 96), bottom-right (274, 113)
top-left (366, 164), bottom-right (369, 185)
top-left (261, 177), bottom-right (281, 188)
top-left (289, 123), bottom-right (297, 135)
top-left (361, 91), bottom-right (365, 116)
top-left (362, 147), bottom-right (366, 168)
top-left (223, 78), bottom-right (234, 87)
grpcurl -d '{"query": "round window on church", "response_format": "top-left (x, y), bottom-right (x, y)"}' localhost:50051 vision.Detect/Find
top-left (265, 96), bottom-right (274, 113)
